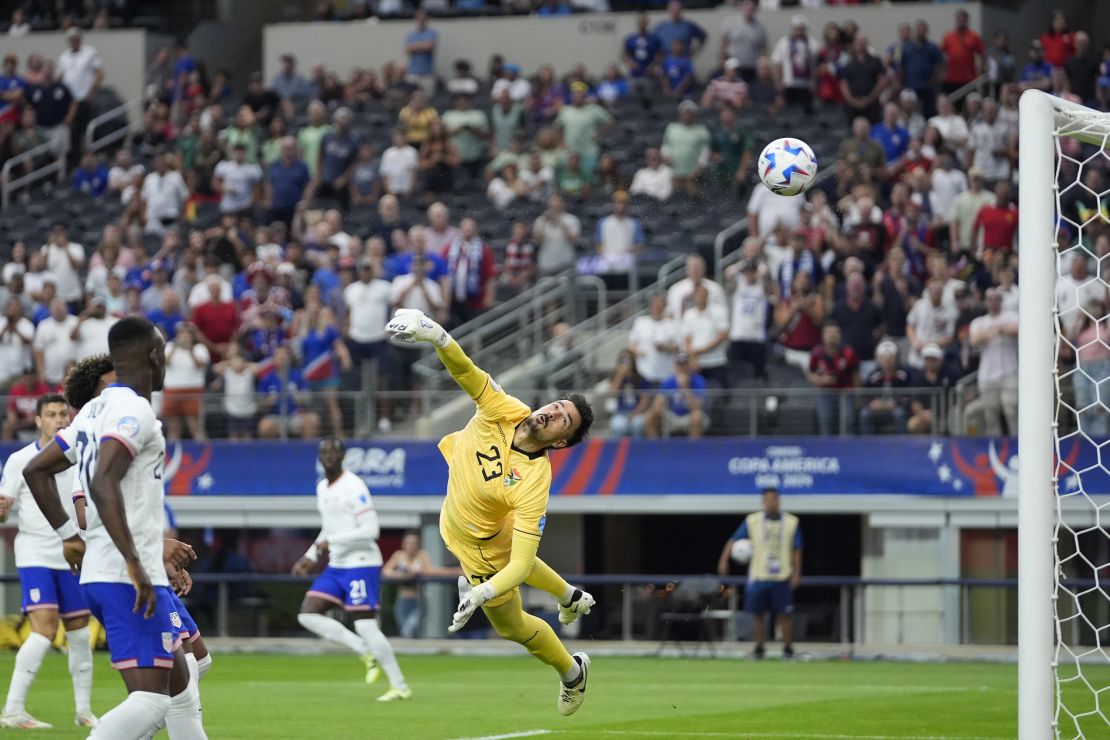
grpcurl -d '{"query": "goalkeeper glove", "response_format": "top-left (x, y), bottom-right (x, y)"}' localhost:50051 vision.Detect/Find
top-left (384, 308), bottom-right (451, 348)
top-left (448, 576), bottom-right (495, 633)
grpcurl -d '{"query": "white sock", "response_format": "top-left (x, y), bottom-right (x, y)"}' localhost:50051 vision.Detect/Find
top-left (298, 613), bottom-right (366, 655)
top-left (89, 691), bottom-right (169, 740)
top-left (559, 586), bottom-right (577, 606)
top-left (165, 679), bottom-right (206, 740)
top-left (184, 652), bottom-right (199, 688)
top-left (353, 618), bottom-right (407, 690)
top-left (66, 626), bottom-right (93, 715)
top-left (4, 632), bottom-right (52, 714)
top-left (195, 653), bottom-right (212, 681)
top-left (560, 657), bottom-right (582, 685)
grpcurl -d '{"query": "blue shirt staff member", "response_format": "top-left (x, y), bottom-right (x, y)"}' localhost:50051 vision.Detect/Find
top-left (717, 488), bottom-right (802, 659)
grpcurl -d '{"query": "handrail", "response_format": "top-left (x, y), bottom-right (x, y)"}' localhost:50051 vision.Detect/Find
top-left (0, 139), bottom-right (66, 209)
top-left (85, 97), bottom-right (142, 154)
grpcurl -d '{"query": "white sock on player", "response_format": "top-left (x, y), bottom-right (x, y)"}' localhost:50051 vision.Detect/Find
top-left (354, 618), bottom-right (407, 689)
top-left (184, 652), bottom-right (199, 688)
top-left (66, 626), bottom-right (94, 715)
top-left (3, 631), bottom-right (52, 714)
top-left (298, 613), bottom-right (366, 655)
top-left (559, 585), bottom-right (576, 606)
top-left (165, 678), bottom-right (206, 740)
top-left (89, 691), bottom-right (169, 739)
top-left (195, 653), bottom-right (212, 681)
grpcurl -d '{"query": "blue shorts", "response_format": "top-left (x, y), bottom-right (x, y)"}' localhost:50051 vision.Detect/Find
top-left (308, 566), bottom-right (381, 612)
top-left (83, 583), bottom-right (181, 670)
top-left (19, 567), bottom-right (90, 618)
top-left (744, 580), bottom-right (794, 615)
top-left (168, 591), bottom-right (200, 643)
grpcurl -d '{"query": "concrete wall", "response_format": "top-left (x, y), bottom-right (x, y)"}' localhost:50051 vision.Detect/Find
top-left (3, 29), bottom-right (145, 108)
top-left (980, 0), bottom-right (1096, 64)
top-left (263, 2), bottom-right (983, 82)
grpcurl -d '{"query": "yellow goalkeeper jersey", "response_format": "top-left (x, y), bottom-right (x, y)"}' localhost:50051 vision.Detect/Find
top-left (438, 375), bottom-right (552, 547)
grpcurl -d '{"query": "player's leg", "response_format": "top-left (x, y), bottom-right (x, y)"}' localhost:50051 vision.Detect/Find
top-left (346, 567), bottom-right (410, 700)
top-left (525, 558), bottom-right (595, 625)
top-left (1, 568), bottom-right (61, 728)
top-left (297, 566), bottom-right (382, 686)
top-left (164, 643), bottom-right (206, 740)
top-left (191, 636), bottom-right (213, 680)
top-left (774, 582), bottom-right (796, 658)
top-left (745, 581), bottom-right (768, 659)
top-left (58, 568), bottom-right (97, 726)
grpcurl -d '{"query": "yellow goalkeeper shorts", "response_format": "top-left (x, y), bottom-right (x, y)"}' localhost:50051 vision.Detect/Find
top-left (439, 516), bottom-right (517, 608)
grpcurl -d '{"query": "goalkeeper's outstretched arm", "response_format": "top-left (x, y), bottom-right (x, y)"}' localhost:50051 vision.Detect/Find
top-left (385, 309), bottom-right (488, 398)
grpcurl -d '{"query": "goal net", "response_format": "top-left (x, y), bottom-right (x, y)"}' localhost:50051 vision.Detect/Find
top-left (1020, 91), bottom-right (1110, 739)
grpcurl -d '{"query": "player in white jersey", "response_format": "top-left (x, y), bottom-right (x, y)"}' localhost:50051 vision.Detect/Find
top-left (292, 437), bottom-right (411, 701)
top-left (0, 393), bottom-right (97, 730)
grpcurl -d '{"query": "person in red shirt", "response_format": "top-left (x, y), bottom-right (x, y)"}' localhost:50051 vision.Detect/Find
top-left (940, 9), bottom-right (985, 94)
top-left (807, 321), bottom-right (859, 435)
top-left (2, 366), bottom-right (53, 440)
top-left (973, 181), bottom-right (1018, 258)
top-left (1039, 11), bottom-right (1075, 69)
top-left (190, 279), bottom-right (240, 361)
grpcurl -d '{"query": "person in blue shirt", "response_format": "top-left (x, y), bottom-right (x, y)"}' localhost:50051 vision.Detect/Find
top-left (145, 289), bottom-right (184, 341)
top-left (267, 136), bottom-right (311, 227)
top-left (0, 53), bottom-right (27, 124)
top-left (645, 353), bottom-right (708, 438)
top-left (257, 345), bottom-right (321, 439)
top-left (404, 10), bottom-right (438, 96)
top-left (314, 107), bottom-right (360, 210)
top-left (1020, 39), bottom-right (1053, 92)
top-left (654, 0), bottom-right (707, 58)
top-left (869, 103), bottom-right (910, 164)
top-left (72, 151), bottom-right (108, 197)
top-left (898, 20), bottom-right (943, 118)
top-left (622, 13), bottom-right (663, 95)
top-left (595, 65), bottom-right (629, 107)
top-left (536, 0), bottom-right (572, 17)
top-left (661, 40), bottom-right (696, 99)
top-left (171, 38), bottom-right (197, 104)
top-left (385, 227), bottom-right (449, 282)
top-left (293, 292), bottom-right (351, 435)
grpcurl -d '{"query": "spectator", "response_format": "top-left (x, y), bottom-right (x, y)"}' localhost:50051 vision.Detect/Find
top-left (775, 271), bottom-right (824, 371)
top-left (595, 65), bottom-right (629, 108)
top-left (859, 340), bottom-right (913, 434)
top-left (444, 217), bottom-right (496, 326)
top-left (191, 280), bottom-right (239, 360)
top-left (870, 103), bottom-right (910, 165)
top-left (1056, 254), bottom-right (1108, 336)
top-left (141, 154), bottom-right (189, 236)
top-left (163, 323), bottom-right (210, 441)
top-left (41, 223), bottom-right (84, 310)
top-left (314, 107), bottom-right (360, 208)
top-left (535, 0), bottom-right (572, 18)
top-left (1, 275), bottom-right (33, 320)
top-left (297, 101), bottom-right (331, 178)
top-left (837, 116), bottom-right (886, 171)
top-left (381, 532), bottom-right (458, 639)
top-left (72, 150), bottom-right (108, 197)
top-left (418, 120), bottom-right (460, 199)
top-left (907, 343), bottom-right (955, 434)
top-left (630, 148), bottom-right (674, 202)
top-left (343, 258), bottom-right (393, 386)
top-left (969, 99), bottom-right (1014, 186)
top-left (266, 136), bottom-right (311, 227)
top-left (487, 162), bottom-right (527, 211)
top-left (667, 254), bottom-right (727, 320)
top-left (723, 255), bottom-right (770, 381)
top-left (831, 272), bottom-right (883, 367)
top-left (556, 152), bottom-right (595, 202)
top-left (490, 89), bottom-right (525, 154)
top-left (33, 298), bottom-right (77, 388)
top-left (293, 291), bottom-right (352, 436)
top-left (0, 296), bottom-right (34, 390)
top-left (402, 9), bottom-right (438, 96)
top-left (872, 247), bottom-right (919, 355)
top-left (555, 82), bottom-right (613, 173)
top-left (653, 1), bottom-right (706, 58)
top-left (680, 284), bottom-right (730, 388)
top-left (345, 142), bottom-right (381, 209)
top-left (398, 90), bottom-right (439, 149)
top-left (660, 40), bottom-right (696, 100)
top-left (1, 366), bottom-right (50, 441)
top-left (608, 350), bottom-right (651, 437)
top-left (1065, 32), bottom-right (1098, 106)
top-left (380, 129), bottom-right (420, 198)
top-left (2, 242), bottom-right (27, 286)
top-left (1072, 306), bottom-right (1110, 439)
top-left (840, 33), bottom-right (887, 125)
top-left (491, 64), bottom-right (531, 103)
top-left (442, 94), bottom-right (489, 179)
top-left (776, 228), bottom-right (822, 301)
top-left (770, 15), bottom-right (817, 114)
top-left (69, 296), bottom-right (116, 359)
top-left (968, 287), bottom-right (1018, 436)
top-left (213, 143), bottom-right (263, 215)
top-left (272, 53), bottom-right (315, 101)
top-left (987, 30), bottom-right (1017, 98)
top-left (256, 345), bottom-right (320, 439)
top-left (146, 288), bottom-right (184, 341)
top-left (645, 353), bottom-right (708, 438)
top-left (701, 58), bottom-right (749, 112)
top-left (1019, 40), bottom-right (1053, 93)
top-left (220, 105), bottom-right (261, 165)
top-left (629, 293), bottom-right (680, 386)
top-left (622, 12), bottom-right (663, 95)
top-left (906, 278), bottom-right (957, 368)
top-left (12, 109), bottom-right (48, 177)
top-left (807, 321), bottom-right (859, 436)
top-left (928, 95), bottom-right (970, 156)
top-left (940, 8), bottom-right (985, 95)
top-left (26, 61), bottom-right (74, 157)
top-left (593, 190), bottom-right (644, 266)
top-left (107, 148), bottom-right (144, 199)
top-left (1040, 10), bottom-right (1075, 69)
top-left (7, 8), bottom-right (29, 36)
top-left (972, 181), bottom-right (1018, 258)
top-left (899, 20), bottom-right (943, 118)
top-left (661, 100), bottom-right (710, 195)
top-left (949, 167), bottom-right (995, 254)
top-left (56, 29), bottom-right (103, 162)
top-left (211, 344), bottom-right (259, 440)
top-left (929, 152), bottom-right (967, 231)
top-left (446, 60), bottom-right (479, 98)
top-left (721, 0), bottom-right (766, 82)
top-left (532, 194), bottom-right (581, 275)
top-left (389, 254), bottom-right (444, 391)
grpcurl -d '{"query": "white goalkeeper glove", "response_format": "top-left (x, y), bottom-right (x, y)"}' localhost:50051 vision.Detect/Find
top-left (449, 576), bottom-right (496, 633)
top-left (384, 308), bottom-right (451, 348)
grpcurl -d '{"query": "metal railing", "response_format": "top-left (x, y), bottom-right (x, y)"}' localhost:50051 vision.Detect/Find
top-left (84, 98), bottom-right (142, 156)
top-left (0, 139), bottom-right (67, 209)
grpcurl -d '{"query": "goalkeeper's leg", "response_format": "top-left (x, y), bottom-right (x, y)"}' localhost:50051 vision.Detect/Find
top-left (527, 558), bottom-right (595, 625)
top-left (483, 591), bottom-right (575, 677)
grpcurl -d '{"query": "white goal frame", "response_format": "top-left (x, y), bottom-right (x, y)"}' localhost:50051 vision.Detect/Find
top-left (1018, 90), bottom-right (1110, 740)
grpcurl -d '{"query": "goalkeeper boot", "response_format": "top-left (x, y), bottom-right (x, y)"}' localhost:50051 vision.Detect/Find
top-left (557, 652), bottom-right (590, 716)
top-left (558, 588), bottom-right (596, 626)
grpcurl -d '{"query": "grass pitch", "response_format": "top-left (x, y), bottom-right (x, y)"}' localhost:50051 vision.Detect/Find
top-left (3, 651), bottom-right (1106, 739)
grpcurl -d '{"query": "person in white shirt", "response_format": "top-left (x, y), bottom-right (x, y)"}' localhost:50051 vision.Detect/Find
top-left (927, 95), bottom-right (969, 156)
top-left (968, 99), bottom-right (1013, 183)
top-left (389, 254), bottom-right (444, 392)
top-left (141, 155), bottom-right (189, 236)
top-left (928, 153), bottom-right (967, 226)
top-left (666, 254), bottom-right (728, 320)
top-left (162, 325), bottom-right (210, 442)
top-left (211, 345), bottom-right (260, 441)
top-left (56, 30), bottom-right (103, 162)
top-left (905, 278), bottom-right (957, 368)
top-left (344, 260), bottom-right (394, 382)
top-left (0, 299), bottom-right (35, 388)
top-left (725, 259), bottom-right (770, 380)
top-left (212, 143), bottom-right (262, 214)
top-left (969, 288), bottom-right (1019, 436)
top-left (379, 129), bottom-right (419, 197)
top-left (628, 293), bottom-right (680, 385)
top-left (41, 223), bottom-right (85, 307)
top-left (747, 182), bottom-right (803, 240)
top-left (629, 148), bottom-right (674, 202)
top-left (1056, 253), bottom-right (1109, 336)
top-left (491, 64), bottom-right (532, 103)
top-left (70, 318), bottom-right (206, 737)
top-left (0, 393), bottom-right (97, 730)
top-left (69, 297), bottom-right (117, 361)
top-left (594, 191), bottom-right (645, 264)
top-left (33, 299), bottom-right (78, 386)
top-left (681, 285), bottom-right (731, 387)
top-left (7, 8), bottom-right (30, 36)
top-left (292, 438), bottom-right (410, 701)
top-left (532, 194), bottom-right (582, 275)
top-left (107, 149), bottom-right (145, 200)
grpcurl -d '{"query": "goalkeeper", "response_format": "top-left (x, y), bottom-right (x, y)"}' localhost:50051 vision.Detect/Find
top-left (385, 309), bottom-right (596, 715)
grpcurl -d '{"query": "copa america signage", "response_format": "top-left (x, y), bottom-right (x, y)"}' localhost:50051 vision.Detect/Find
top-left (728, 445), bottom-right (842, 491)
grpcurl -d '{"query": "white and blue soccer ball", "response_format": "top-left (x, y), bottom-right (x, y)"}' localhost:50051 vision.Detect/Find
top-left (758, 137), bottom-right (817, 196)
top-left (730, 538), bottom-right (754, 565)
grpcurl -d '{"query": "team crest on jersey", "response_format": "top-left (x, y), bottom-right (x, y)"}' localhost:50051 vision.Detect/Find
top-left (503, 467), bottom-right (522, 487)
top-left (162, 632), bottom-right (175, 653)
top-left (116, 416), bottom-right (140, 437)
top-left (170, 611), bottom-right (183, 629)
top-left (29, 588), bottom-right (40, 603)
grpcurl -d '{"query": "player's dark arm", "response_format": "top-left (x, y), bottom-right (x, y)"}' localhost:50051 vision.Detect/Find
top-left (23, 440), bottom-right (76, 531)
top-left (90, 439), bottom-right (157, 617)
top-left (791, 548), bottom-right (803, 590)
top-left (716, 539), bottom-right (735, 576)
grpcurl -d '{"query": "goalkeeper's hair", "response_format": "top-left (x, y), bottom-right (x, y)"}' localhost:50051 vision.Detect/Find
top-left (564, 392), bottom-right (594, 449)
top-left (63, 354), bottom-right (114, 409)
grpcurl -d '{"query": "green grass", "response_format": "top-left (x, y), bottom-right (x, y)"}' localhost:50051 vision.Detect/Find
top-left (2, 652), bottom-right (1107, 739)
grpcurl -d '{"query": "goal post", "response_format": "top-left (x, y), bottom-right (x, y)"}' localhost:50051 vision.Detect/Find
top-left (1019, 90), bottom-right (1110, 739)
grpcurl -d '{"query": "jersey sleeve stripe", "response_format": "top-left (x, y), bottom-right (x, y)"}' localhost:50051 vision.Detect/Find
top-left (99, 433), bottom-right (138, 458)
top-left (54, 434), bottom-right (70, 452)
top-left (512, 527), bottom-right (542, 538)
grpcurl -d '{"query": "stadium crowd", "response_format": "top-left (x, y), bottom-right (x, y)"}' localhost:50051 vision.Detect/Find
top-left (0, 3), bottom-right (1106, 440)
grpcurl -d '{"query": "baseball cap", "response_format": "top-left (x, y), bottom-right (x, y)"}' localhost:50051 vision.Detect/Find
top-left (724, 57), bottom-right (741, 71)
top-left (876, 340), bottom-right (898, 357)
top-left (678, 99), bottom-right (698, 113)
top-left (921, 343), bottom-right (944, 360)
top-left (570, 81), bottom-right (589, 93)
top-left (899, 88), bottom-right (918, 103)
top-left (791, 14), bottom-right (808, 27)
top-left (505, 63), bottom-right (521, 75)
top-left (968, 166), bottom-right (985, 179)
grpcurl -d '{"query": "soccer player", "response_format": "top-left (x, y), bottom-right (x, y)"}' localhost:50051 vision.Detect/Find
top-left (0, 393), bottom-right (97, 730)
top-left (75, 318), bottom-right (206, 738)
top-left (292, 437), bottom-right (411, 702)
top-left (384, 308), bottom-right (596, 715)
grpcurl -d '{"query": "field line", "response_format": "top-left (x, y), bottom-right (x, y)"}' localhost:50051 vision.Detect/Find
top-left (596, 732), bottom-right (1009, 740)
top-left (450, 731), bottom-right (553, 740)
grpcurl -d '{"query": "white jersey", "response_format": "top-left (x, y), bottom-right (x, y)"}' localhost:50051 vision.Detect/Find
top-left (312, 471), bottom-right (382, 568)
top-left (0, 441), bottom-right (77, 569)
top-left (73, 386), bottom-right (168, 587)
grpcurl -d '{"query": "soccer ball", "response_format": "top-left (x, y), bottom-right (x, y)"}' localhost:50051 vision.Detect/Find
top-left (730, 539), bottom-right (754, 564)
top-left (758, 137), bottom-right (817, 196)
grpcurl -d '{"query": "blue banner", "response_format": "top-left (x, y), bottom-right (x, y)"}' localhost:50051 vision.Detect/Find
top-left (1, 437), bottom-right (1106, 497)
